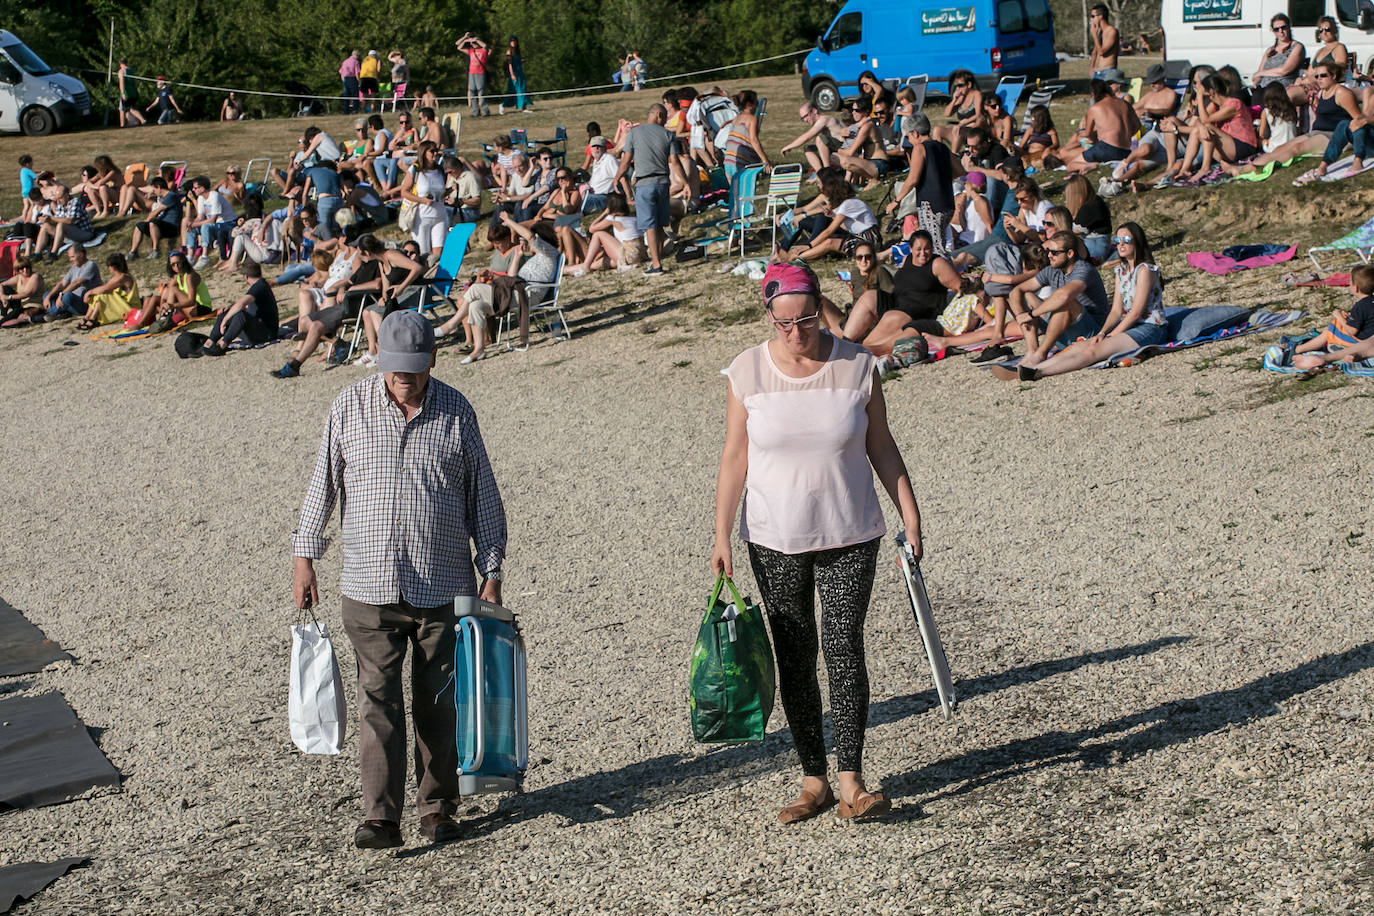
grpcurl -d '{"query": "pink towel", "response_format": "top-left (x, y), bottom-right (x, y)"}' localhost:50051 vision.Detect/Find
top-left (1186, 245), bottom-right (1298, 274)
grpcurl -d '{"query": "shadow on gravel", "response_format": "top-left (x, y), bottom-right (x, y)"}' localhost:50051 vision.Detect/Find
top-left (428, 636), bottom-right (1190, 848)
top-left (885, 639), bottom-right (1374, 816)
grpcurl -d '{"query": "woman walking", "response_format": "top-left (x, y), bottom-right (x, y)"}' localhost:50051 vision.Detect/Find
top-left (711, 262), bottom-right (924, 824)
top-left (506, 37), bottom-right (529, 111)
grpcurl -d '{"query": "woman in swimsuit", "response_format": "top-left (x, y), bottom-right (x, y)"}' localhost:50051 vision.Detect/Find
top-left (533, 167), bottom-right (587, 263)
top-left (934, 69), bottom-right (983, 147)
top-left (1253, 13), bottom-right (1307, 107)
top-left (982, 94), bottom-right (1016, 149)
top-left (1016, 105), bottom-right (1059, 164)
top-left (1228, 60), bottom-right (1360, 176)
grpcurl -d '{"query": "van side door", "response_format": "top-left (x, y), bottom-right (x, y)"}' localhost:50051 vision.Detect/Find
top-left (0, 56), bottom-right (23, 133)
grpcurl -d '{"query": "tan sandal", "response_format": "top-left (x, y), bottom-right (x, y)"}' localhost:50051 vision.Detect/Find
top-left (778, 786), bottom-right (837, 825)
top-left (837, 790), bottom-right (891, 820)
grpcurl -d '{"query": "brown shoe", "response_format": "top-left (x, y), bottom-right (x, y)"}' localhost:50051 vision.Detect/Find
top-left (419, 812), bottom-right (461, 843)
top-left (353, 819), bottom-right (402, 849)
top-left (837, 790), bottom-right (891, 820)
top-left (778, 786), bottom-right (837, 825)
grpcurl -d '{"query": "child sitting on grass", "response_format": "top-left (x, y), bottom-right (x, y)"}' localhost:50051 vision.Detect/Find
top-left (1293, 264), bottom-right (1374, 370)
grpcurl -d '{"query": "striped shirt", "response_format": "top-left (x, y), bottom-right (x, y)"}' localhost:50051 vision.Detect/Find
top-left (291, 373), bottom-right (507, 607)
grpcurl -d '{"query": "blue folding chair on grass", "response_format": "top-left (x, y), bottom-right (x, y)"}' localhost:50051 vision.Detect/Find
top-left (413, 222), bottom-right (477, 319)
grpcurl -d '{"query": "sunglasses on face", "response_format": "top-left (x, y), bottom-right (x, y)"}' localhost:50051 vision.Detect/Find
top-left (1273, 24), bottom-right (1290, 32)
top-left (1319, 26), bottom-right (1333, 32)
top-left (1112, 235), bottom-right (1133, 244)
top-left (854, 253), bottom-right (875, 261)
top-left (1015, 194), bottom-right (1032, 203)
top-left (767, 311), bottom-right (820, 331)
top-left (1316, 72), bottom-right (1333, 79)
top-left (1047, 247), bottom-right (1071, 255)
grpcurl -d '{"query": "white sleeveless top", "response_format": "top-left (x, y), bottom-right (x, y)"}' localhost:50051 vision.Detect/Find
top-left (725, 334), bottom-right (886, 554)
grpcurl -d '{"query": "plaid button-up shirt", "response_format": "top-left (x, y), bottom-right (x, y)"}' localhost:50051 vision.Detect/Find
top-left (52, 197), bottom-right (92, 235)
top-left (291, 373), bottom-right (506, 608)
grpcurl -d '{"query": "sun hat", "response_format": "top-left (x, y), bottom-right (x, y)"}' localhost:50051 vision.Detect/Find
top-left (762, 262), bottom-right (820, 304)
top-left (1146, 64), bottom-right (1167, 84)
top-left (377, 310), bottom-right (435, 374)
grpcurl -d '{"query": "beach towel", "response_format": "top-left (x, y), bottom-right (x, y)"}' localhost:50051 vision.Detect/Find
top-left (1319, 155), bottom-right (1370, 183)
top-left (1187, 245), bottom-right (1297, 274)
top-left (1264, 342), bottom-right (1374, 376)
top-left (1092, 307), bottom-right (1305, 367)
top-left (979, 307), bottom-right (1305, 371)
top-left (56, 231), bottom-right (107, 254)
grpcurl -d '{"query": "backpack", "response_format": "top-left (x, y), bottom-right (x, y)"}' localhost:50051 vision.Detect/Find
top-left (699, 96), bottom-right (739, 141)
top-left (174, 331), bottom-right (208, 358)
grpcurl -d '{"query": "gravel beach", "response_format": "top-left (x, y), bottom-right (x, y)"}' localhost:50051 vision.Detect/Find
top-left (1, 249), bottom-right (1371, 915)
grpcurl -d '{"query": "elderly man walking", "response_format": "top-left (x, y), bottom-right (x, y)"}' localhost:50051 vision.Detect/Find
top-left (291, 310), bottom-right (508, 849)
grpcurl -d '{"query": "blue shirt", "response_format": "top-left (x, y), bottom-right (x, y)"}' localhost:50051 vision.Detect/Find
top-left (306, 166), bottom-right (341, 197)
top-left (20, 167), bottom-right (37, 197)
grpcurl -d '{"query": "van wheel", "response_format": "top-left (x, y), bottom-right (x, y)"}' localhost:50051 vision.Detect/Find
top-left (810, 80), bottom-right (841, 113)
top-left (21, 107), bottom-right (55, 137)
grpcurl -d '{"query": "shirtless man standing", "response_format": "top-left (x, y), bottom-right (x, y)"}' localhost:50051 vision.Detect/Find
top-left (781, 102), bottom-right (849, 175)
top-left (1089, 4), bottom-right (1120, 74)
top-left (1061, 79), bottom-right (1140, 174)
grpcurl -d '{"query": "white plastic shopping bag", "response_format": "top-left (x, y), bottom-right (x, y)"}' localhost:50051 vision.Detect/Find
top-left (288, 613), bottom-right (347, 755)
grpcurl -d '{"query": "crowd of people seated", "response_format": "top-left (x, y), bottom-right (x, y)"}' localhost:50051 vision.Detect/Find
top-left (6, 41), bottom-right (1372, 381)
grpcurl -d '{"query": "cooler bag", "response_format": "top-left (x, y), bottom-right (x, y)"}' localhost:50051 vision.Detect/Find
top-left (453, 596), bottom-right (528, 795)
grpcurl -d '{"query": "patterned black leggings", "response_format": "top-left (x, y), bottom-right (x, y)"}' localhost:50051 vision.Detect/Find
top-left (747, 537), bottom-right (880, 777)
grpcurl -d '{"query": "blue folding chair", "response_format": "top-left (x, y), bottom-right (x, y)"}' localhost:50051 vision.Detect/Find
top-left (413, 222), bottom-right (477, 318)
top-left (699, 164), bottom-right (765, 249)
top-left (995, 76), bottom-right (1028, 119)
top-left (532, 126), bottom-right (568, 167)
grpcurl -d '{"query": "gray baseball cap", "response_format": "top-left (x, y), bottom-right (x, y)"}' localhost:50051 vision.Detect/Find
top-left (378, 310), bottom-right (435, 374)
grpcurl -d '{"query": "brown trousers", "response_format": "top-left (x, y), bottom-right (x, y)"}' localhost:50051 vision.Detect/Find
top-left (341, 596), bottom-right (458, 823)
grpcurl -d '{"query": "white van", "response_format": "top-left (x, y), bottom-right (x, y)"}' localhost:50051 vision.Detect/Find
top-left (1161, 0), bottom-right (1374, 78)
top-left (0, 30), bottom-right (90, 136)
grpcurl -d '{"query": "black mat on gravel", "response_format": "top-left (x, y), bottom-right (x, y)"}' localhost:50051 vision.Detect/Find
top-left (0, 599), bottom-right (70, 677)
top-left (0, 858), bottom-right (89, 913)
top-left (0, 693), bottom-right (119, 810)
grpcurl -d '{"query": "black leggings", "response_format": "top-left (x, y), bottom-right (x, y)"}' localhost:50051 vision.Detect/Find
top-left (209, 308), bottom-right (273, 347)
top-left (747, 537), bottom-right (880, 777)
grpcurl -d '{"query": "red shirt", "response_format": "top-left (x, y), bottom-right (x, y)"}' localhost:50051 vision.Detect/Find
top-left (466, 47), bottom-right (488, 74)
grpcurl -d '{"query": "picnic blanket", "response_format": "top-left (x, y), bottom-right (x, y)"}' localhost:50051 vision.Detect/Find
top-left (1263, 343), bottom-right (1374, 376)
top-left (1091, 307), bottom-right (1305, 367)
top-left (1187, 245), bottom-right (1298, 274)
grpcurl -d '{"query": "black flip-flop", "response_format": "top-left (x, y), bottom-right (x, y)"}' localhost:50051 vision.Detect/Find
top-left (970, 344), bottom-right (1013, 364)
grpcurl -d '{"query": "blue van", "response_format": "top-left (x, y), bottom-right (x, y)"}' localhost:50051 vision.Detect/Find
top-left (802, 0), bottom-right (1059, 110)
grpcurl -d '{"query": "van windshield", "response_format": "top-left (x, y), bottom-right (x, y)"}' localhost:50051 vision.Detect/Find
top-left (2, 41), bottom-right (55, 77)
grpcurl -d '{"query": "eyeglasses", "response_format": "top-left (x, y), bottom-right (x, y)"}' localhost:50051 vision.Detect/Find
top-left (1272, 24), bottom-right (1290, 32)
top-left (539, 155), bottom-right (552, 160)
top-left (1319, 26), bottom-right (1334, 33)
top-left (1015, 194), bottom-right (1032, 203)
top-left (557, 175), bottom-right (572, 182)
top-left (1315, 72), bottom-right (1332, 79)
top-left (767, 311), bottom-right (820, 331)
top-left (1046, 246), bottom-right (1071, 254)
top-left (873, 108), bottom-right (889, 115)
top-left (854, 253), bottom-right (875, 261)
top-left (1112, 235), bottom-right (1133, 244)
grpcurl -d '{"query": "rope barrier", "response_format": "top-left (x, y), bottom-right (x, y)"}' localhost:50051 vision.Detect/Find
top-left (91, 48), bottom-right (810, 105)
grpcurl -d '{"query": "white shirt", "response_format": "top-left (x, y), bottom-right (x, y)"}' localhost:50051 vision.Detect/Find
top-left (198, 190), bottom-right (235, 223)
top-left (834, 198), bottom-right (876, 235)
top-left (589, 153), bottom-right (619, 194)
top-left (609, 214), bottom-right (642, 242)
top-left (372, 129), bottom-right (393, 155)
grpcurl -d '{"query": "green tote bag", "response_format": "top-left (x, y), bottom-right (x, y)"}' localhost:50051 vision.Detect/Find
top-left (688, 573), bottom-right (776, 743)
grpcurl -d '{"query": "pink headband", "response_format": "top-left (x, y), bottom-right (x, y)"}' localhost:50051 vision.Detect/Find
top-left (762, 263), bottom-right (819, 304)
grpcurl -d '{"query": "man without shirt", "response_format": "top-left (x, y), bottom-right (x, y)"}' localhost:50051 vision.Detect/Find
top-left (781, 102), bottom-right (849, 175)
top-left (1061, 79), bottom-right (1141, 174)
